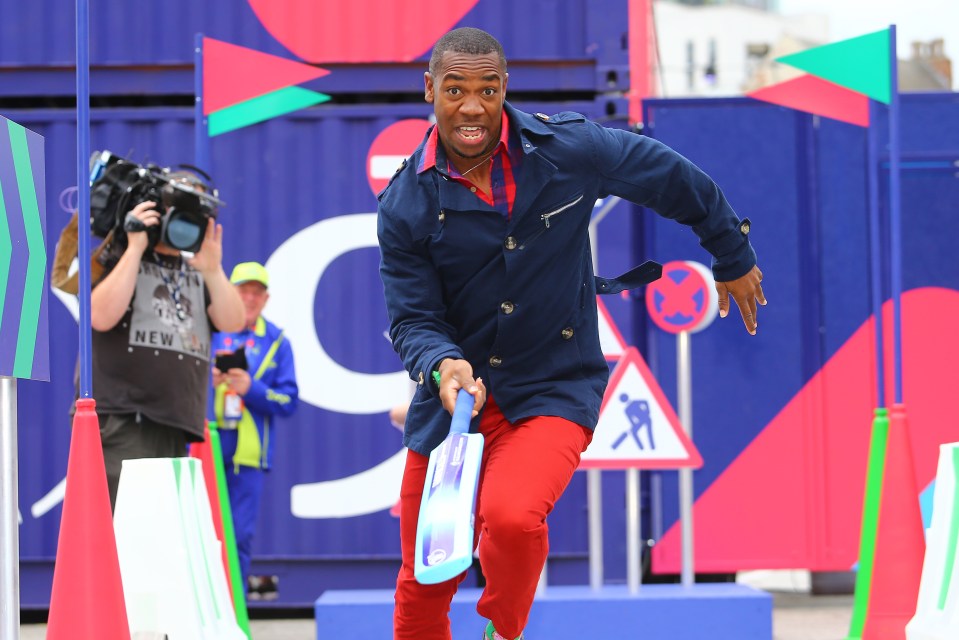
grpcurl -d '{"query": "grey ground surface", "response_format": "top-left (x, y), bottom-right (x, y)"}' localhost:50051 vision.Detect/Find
top-left (19, 591), bottom-right (853, 639)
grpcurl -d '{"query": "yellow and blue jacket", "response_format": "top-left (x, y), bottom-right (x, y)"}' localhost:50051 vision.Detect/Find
top-left (210, 315), bottom-right (299, 471)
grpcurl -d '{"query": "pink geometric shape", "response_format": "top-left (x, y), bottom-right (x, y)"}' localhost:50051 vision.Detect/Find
top-left (747, 74), bottom-right (870, 127)
top-left (203, 37), bottom-right (330, 115)
top-left (652, 288), bottom-right (959, 573)
top-left (246, 0), bottom-right (480, 63)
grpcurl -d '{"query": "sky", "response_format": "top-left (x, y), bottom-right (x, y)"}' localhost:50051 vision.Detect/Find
top-left (777, 0), bottom-right (959, 61)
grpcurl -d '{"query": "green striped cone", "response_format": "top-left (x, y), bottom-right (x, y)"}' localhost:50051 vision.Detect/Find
top-left (209, 422), bottom-right (251, 639)
top-left (846, 408), bottom-right (889, 639)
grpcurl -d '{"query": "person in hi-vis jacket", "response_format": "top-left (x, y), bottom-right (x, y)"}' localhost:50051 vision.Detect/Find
top-left (210, 261), bottom-right (299, 597)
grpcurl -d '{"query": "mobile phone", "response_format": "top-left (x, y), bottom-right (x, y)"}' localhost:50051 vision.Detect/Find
top-left (215, 349), bottom-right (248, 372)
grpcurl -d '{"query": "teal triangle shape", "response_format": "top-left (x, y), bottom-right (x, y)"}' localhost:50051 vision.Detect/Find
top-left (776, 28), bottom-right (891, 104)
top-left (208, 86), bottom-right (331, 137)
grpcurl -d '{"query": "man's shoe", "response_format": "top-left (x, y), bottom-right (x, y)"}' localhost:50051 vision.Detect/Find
top-left (483, 620), bottom-right (524, 640)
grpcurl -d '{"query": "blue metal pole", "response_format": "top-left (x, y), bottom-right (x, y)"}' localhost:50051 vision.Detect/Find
top-left (867, 100), bottom-right (885, 409)
top-left (888, 25), bottom-right (902, 405)
top-left (195, 33), bottom-right (211, 173)
top-left (76, 0), bottom-right (91, 397)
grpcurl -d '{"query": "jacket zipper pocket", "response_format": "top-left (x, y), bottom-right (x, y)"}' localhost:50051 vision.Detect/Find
top-left (519, 194), bottom-right (585, 250)
top-left (541, 194), bottom-right (584, 228)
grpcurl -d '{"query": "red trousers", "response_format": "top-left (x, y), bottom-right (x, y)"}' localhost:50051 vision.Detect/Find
top-left (394, 396), bottom-right (592, 640)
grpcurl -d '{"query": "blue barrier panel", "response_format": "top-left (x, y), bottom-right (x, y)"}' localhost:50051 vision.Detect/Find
top-left (316, 584), bottom-right (772, 640)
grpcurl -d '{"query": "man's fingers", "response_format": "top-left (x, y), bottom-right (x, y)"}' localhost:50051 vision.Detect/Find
top-left (737, 296), bottom-right (758, 335)
top-left (470, 377), bottom-right (487, 417)
top-left (132, 200), bottom-right (156, 214)
top-left (716, 265), bottom-right (765, 334)
top-left (716, 283), bottom-right (730, 318)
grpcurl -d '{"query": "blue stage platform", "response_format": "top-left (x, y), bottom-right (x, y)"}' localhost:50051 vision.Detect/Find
top-left (315, 583), bottom-right (772, 639)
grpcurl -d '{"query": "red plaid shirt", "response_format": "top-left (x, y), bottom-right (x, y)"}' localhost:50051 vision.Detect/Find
top-left (417, 112), bottom-right (518, 217)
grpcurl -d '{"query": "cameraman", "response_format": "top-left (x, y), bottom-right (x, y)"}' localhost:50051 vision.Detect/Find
top-left (90, 172), bottom-right (244, 509)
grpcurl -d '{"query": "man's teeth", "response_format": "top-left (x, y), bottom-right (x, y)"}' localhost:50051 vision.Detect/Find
top-left (460, 127), bottom-right (482, 139)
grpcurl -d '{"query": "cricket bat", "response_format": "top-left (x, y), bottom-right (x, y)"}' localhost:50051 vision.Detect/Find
top-left (414, 388), bottom-right (484, 585)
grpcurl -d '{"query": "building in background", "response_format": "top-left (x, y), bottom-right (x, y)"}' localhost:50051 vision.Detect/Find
top-left (654, 0), bottom-right (953, 97)
top-left (653, 0), bottom-right (827, 97)
top-left (900, 39), bottom-right (953, 91)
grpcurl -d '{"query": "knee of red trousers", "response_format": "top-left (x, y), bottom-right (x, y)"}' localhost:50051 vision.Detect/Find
top-left (481, 500), bottom-right (548, 549)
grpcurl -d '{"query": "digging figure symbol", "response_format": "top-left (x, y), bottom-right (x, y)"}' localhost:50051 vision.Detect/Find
top-left (612, 393), bottom-right (655, 451)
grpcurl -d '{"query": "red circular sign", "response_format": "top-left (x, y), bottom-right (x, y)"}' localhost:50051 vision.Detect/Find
top-left (645, 261), bottom-right (717, 334)
top-left (366, 119), bottom-right (431, 195)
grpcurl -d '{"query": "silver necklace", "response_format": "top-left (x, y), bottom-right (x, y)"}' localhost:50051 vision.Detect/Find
top-left (157, 254), bottom-right (188, 321)
top-left (460, 150), bottom-right (495, 176)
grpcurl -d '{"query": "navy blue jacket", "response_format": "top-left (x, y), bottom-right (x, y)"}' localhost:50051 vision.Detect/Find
top-left (377, 103), bottom-right (756, 456)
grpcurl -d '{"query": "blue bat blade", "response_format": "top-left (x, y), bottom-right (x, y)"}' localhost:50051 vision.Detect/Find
top-left (414, 390), bottom-right (484, 585)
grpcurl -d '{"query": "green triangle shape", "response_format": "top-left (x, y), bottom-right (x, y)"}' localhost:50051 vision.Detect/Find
top-left (776, 28), bottom-right (891, 104)
top-left (208, 86), bottom-right (331, 137)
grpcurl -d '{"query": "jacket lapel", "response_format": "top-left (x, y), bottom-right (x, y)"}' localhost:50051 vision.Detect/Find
top-left (506, 104), bottom-right (558, 228)
top-left (509, 151), bottom-right (557, 229)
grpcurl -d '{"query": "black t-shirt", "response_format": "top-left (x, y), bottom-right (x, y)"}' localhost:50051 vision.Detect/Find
top-left (90, 251), bottom-right (213, 440)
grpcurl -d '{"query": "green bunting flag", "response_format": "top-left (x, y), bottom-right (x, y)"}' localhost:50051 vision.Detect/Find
top-left (777, 28), bottom-right (891, 104)
top-left (208, 86), bottom-right (331, 137)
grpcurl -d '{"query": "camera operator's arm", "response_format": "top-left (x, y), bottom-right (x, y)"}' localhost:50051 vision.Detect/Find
top-left (90, 200), bottom-right (158, 331)
top-left (188, 219), bottom-right (244, 332)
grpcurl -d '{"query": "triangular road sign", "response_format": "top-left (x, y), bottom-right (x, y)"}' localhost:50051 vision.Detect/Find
top-left (580, 347), bottom-right (702, 469)
top-left (202, 37), bottom-right (330, 115)
top-left (776, 28), bottom-right (891, 104)
top-left (597, 296), bottom-right (627, 361)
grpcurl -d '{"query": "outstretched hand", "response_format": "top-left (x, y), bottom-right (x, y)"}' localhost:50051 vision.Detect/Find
top-left (715, 265), bottom-right (766, 335)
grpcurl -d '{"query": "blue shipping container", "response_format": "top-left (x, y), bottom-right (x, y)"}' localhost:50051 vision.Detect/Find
top-left (0, 0), bottom-right (629, 95)
top-left (14, 98), bottom-right (646, 608)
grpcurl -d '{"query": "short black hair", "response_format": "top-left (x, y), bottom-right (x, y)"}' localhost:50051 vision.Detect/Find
top-left (428, 28), bottom-right (507, 77)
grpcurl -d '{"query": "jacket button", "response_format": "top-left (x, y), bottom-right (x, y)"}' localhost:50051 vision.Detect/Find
top-left (500, 301), bottom-right (514, 314)
top-left (505, 236), bottom-right (517, 250)
top-left (489, 355), bottom-right (502, 367)
top-left (418, 371), bottom-right (425, 385)
top-left (561, 327), bottom-right (574, 340)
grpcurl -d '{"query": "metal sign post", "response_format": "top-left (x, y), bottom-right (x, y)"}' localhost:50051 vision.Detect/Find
top-left (645, 261), bottom-right (718, 587)
top-left (588, 469), bottom-right (604, 590)
top-left (626, 468), bottom-right (642, 593)
top-left (677, 331), bottom-right (695, 587)
top-left (581, 346), bottom-right (703, 595)
top-left (0, 378), bottom-right (18, 639)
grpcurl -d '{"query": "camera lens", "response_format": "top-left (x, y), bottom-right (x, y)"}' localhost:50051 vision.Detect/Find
top-left (165, 215), bottom-right (203, 251)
